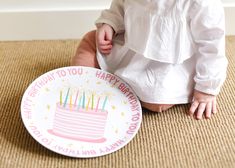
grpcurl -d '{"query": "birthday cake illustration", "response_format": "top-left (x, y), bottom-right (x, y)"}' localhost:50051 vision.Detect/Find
top-left (48, 88), bottom-right (108, 143)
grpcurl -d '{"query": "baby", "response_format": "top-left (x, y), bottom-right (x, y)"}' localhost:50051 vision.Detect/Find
top-left (71, 0), bottom-right (228, 120)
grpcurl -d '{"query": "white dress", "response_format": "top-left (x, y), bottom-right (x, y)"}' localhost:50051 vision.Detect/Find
top-left (95, 0), bottom-right (228, 104)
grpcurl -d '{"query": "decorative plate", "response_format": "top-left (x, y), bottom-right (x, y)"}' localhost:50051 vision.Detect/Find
top-left (21, 66), bottom-right (142, 158)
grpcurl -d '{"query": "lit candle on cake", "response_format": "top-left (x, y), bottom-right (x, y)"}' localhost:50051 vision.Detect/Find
top-left (63, 88), bottom-right (70, 107)
top-left (95, 97), bottom-right (100, 112)
top-left (69, 95), bottom-right (72, 109)
top-left (82, 91), bottom-right (85, 109)
top-left (60, 90), bottom-right (62, 106)
top-left (91, 93), bottom-right (94, 110)
top-left (86, 96), bottom-right (91, 111)
top-left (74, 90), bottom-right (79, 107)
top-left (78, 95), bottom-right (82, 110)
top-left (102, 96), bottom-right (108, 112)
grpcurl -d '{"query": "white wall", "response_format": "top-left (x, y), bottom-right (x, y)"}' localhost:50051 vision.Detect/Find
top-left (0, 0), bottom-right (111, 11)
top-left (222, 0), bottom-right (235, 6)
top-left (0, 0), bottom-right (234, 41)
top-left (0, 0), bottom-right (233, 11)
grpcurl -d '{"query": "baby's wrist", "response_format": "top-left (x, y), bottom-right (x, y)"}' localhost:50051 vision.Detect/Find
top-left (194, 89), bottom-right (215, 96)
top-left (99, 23), bottom-right (115, 34)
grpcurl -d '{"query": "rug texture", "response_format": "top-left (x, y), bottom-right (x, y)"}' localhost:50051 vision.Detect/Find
top-left (0, 37), bottom-right (235, 168)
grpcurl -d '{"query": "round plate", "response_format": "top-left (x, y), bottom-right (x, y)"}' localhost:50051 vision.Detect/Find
top-left (21, 66), bottom-right (142, 158)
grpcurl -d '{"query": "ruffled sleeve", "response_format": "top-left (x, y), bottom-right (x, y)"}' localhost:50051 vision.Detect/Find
top-left (95, 0), bottom-right (125, 34)
top-left (190, 0), bottom-right (228, 95)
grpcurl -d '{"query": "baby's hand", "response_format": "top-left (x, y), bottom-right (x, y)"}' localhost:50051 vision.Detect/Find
top-left (189, 90), bottom-right (217, 120)
top-left (96, 24), bottom-right (114, 55)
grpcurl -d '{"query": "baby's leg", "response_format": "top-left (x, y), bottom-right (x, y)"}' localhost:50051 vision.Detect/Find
top-left (71, 30), bottom-right (99, 68)
top-left (71, 30), bottom-right (174, 113)
top-left (141, 102), bottom-right (174, 112)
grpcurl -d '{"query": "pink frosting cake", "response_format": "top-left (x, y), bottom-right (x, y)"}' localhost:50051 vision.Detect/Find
top-left (48, 103), bottom-right (108, 143)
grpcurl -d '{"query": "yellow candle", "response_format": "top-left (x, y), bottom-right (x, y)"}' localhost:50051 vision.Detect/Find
top-left (86, 96), bottom-right (91, 111)
top-left (70, 95), bottom-right (72, 110)
top-left (60, 90), bottom-right (62, 106)
top-left (91, 94), bottom-right (94, 110)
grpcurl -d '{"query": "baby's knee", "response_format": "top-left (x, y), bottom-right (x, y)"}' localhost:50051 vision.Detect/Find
top-left (81, 30), bottom-right (96, 51)
top-left (77, 30), bottom-right (96, 55)
top-left (71, 30), bottom-right (98, 67)
top-left (141, 102), bottom-right (174, 112)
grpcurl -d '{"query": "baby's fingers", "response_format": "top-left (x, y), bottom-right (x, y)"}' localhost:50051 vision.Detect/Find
top-left (189, 100), bottom-right (199, 116)
top-left (97, 30), bottom-right (111, 46)
top-left (98, 40), bottom-right (112, 46)
top-left (98, 41), bottom-right (112, 55)
top-left (100, 44), bottom-right (112, 50)
top-left (195, 103), bottom-right (206, 120)
top-left (100, 49), bottom-right (112, 55)
top-left (205, 102), bottom-right (212, 119)
top-left (212, 98), bottom-right (217, 114)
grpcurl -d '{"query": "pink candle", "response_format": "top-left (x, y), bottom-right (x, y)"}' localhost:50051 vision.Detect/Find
top-left (95, 97), bottom-right (100, 112)
top-left (74, 90), bottom-right (79, 107)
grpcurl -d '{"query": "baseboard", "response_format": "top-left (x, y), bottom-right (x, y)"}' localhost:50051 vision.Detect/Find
top-left (224, 7), bottom-right (235, 36)
top-left (0, 6), bottom-right (234, 41)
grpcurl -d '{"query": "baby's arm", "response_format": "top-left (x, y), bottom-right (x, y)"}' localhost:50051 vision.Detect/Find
top-left (189, 0), bottom-right (228, 119)
top-left (95, 0), bottom-right (124, 54)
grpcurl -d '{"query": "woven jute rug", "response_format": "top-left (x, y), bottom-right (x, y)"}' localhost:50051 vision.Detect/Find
top-left (0, 37), bottom-right (235, 168)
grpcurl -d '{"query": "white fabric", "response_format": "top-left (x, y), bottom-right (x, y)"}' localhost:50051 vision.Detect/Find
top-left (95, 0), bottom-right (228, 104)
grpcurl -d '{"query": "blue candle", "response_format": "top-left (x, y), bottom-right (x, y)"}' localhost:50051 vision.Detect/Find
top-left (102, 96), bottom-right (108, 111)
top-left (63, 88), bottom-right (70, 107)
top-left (77, 95), bottom-right (82, 110)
